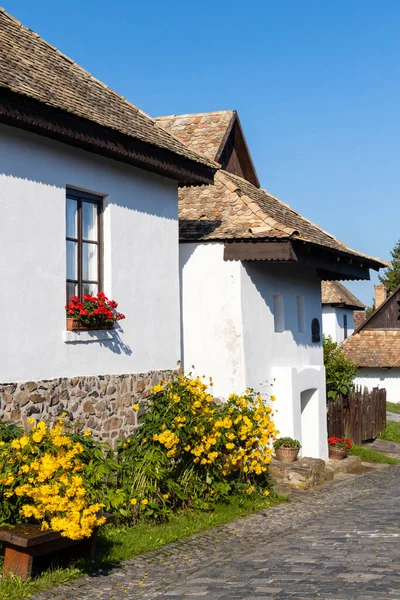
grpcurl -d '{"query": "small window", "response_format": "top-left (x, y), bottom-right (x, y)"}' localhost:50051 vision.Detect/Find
top-left (343, 314), bottom-right (348, 339)
top-left (297, 295), bottom-right (305, 333)
top-left (66, 189), bottom-right (102, 301)
top-left (273, 294), bottom-right (284, 333)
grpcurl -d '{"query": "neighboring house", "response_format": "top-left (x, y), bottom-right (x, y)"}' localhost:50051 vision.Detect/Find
top-left (0, 10), bottom-right (216, 440)
top-left (321, 281), bottom-right (365, 343)
top-left (344, 285), bottom-right (400, 404)
top-left (156, 110), bottom-right (386, 459)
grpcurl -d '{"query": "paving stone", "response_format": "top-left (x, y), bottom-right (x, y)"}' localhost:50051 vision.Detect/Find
top-left (32, 465), bottom-right (400, 600)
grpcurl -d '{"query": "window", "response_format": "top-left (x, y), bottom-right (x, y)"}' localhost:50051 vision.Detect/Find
top-left (66, 189), bottom-right (102, 301)
top-left (273, 294), bottom-right (284, 333)
top-left (297, 295), bottom-right (305, 333)
top-left (343, 314), bottom-right (348, 339)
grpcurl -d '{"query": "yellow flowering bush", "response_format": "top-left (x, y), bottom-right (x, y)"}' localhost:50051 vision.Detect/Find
top-left (0, 418), bottom-right (105, 539)
top-left (116, 373), bottom-right (278, 519)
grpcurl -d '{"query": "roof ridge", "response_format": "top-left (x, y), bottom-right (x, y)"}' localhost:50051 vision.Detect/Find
top-left (156, 110), bottom-right (235, 121)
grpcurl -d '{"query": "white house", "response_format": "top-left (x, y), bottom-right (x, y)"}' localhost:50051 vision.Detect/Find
top-left (0, 9), bottom-right (215, 440)
top-left (157, 110), bottom-right (386, 459)
top-left (321, 281), bottom-right (365, 343)
top-left (344, 285), bottom-right (400, 404)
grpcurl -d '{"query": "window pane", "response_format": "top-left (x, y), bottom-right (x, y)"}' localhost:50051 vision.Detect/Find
top-left (82, 242), bottom-right (98, 281)
top-left (273, 294), bottom-right (285, 333)
top-left (66, 241), bottom-right (78, 280)
top-left (66, 198), bottom-right (78, 238)
top-left (66, 282), bottom-right (77, 301)
top-left (82, 282), bottom-right (98, 296)
top-left (82, 202), bottom-right (98, 241)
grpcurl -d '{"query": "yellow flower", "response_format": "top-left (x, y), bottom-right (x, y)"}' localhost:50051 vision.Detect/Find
top-left (263, 490), bottom-right (270, 496)
top-left (83, 430), bottom-right (91, 437)
top-left (132, 404), bottom-right (140, 411)
top-left (141, 499), bottom-right (149, 505)
top-left (27, 417), bottom-right (35, 425)
top-left (162, 493), bottom-right (170, 500)
top-left (130, 498), bottom-right (138, 506)
top-left (270, 395), bottom-right (276, 401)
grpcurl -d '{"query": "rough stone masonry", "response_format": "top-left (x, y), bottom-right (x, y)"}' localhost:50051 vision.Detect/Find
top-left (0, 370), bottom-right (176, 443)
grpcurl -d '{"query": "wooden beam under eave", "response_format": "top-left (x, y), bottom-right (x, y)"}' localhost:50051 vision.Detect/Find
top-left (223, 241), bottom-right (298, 262)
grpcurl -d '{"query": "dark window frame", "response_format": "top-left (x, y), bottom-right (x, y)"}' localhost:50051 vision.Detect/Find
top-left (343, 314), bottom-right (348, 339)
top-left (66, 188), bottom-right (103, 301)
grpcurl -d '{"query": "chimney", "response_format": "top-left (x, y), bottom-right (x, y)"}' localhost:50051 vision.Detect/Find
top-left (374, 285), bottom-right (387, 308)
top-left (354, 311), bottom-right (367, 330)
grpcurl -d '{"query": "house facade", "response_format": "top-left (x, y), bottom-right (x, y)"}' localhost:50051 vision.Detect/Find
top-left (157, 111), bottom-right (385, 459)
top-left (0, 10), bottom-right (215, 440)
top-left (321, 281), bottom-right (365, 343)
top-left (344, 285), bottom-right (400, 404)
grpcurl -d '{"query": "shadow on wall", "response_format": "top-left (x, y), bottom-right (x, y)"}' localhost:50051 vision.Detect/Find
top-left (0, 125), bottom-right (178, 220)
top-left (99, 328), bottom-right (132, 356)
top-left (242, 260), bottom-right (322, 353)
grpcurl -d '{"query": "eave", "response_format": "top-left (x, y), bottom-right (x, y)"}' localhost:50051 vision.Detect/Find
top-left (0, 88), bottom-right (216, 186)
top-left (221, 239), bottom-right (382, 281)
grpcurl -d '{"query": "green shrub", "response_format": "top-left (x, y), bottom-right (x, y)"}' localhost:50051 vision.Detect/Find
top-left (323, 335), bottom-right (357, 399)
top-left (273, 437), bottom-right (301, 449)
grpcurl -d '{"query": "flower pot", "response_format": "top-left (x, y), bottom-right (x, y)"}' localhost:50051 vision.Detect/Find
top-left (275, 447), bottom-right (300, 462)
top-left (66, 318), bottom-right (114, 331)
top-left (328, 447), bottom-right (347, 460)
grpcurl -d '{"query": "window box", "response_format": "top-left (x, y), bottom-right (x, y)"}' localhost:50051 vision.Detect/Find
top-left (66, 317), bottom-right (114, 331)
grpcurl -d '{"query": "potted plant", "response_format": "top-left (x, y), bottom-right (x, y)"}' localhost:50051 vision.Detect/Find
top-left (273, 437), bottom-right (301, 462)
top-left (65, 292), bottom-right (125, 331)
top-left (328, 436), bottom-right (351, 460)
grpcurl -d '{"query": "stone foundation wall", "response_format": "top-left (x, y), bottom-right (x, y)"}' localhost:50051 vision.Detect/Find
top-left (0, 370), bottom-right (176, 443)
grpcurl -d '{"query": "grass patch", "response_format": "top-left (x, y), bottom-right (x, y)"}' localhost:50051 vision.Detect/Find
top-left (386, 401), bottom-right (400, 414)
top-left (379, 420), bottom-right (400, 444)
top-left (349, 444), bottom-right (399, 464)
top-left (0, 492), bottom-right (286, 600)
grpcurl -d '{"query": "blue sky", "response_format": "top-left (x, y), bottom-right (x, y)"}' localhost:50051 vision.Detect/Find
top-left (4, 0), bottom-right (400, 305)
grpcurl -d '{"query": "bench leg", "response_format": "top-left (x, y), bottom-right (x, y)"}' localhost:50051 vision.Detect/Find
top-left (3, 545), bottom-right (33, 580)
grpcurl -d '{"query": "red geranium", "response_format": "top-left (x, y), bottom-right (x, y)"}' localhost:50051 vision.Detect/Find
top-left (328, 436), bottom-right (351, 450)
top-left (65, 293), bottom-right (125, 328)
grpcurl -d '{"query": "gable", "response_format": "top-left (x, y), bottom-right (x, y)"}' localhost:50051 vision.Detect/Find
top-left (216, 116), bottom-right (260, 187)
top-left (361, 286), bottom-right (400, 330)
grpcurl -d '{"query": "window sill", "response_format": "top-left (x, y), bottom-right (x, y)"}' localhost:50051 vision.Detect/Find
top-left (63, 329), bottom-right (115, 344)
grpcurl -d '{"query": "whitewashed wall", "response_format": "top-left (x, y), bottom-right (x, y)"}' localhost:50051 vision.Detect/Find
top-left (180, 244), bottom-right (328, 458)
top-left (322, 306), bottom-right (355, 343)
top-left (355, 368), bottom-right (400, 404)
top-left (0, 124), bottom-right (180, 382)
top-left (180, 243), bottom-right (246, 397)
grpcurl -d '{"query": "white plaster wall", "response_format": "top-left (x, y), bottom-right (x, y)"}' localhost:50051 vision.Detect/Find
top-left (0, 124), bottom-right (180, 382)
top-left (180, 247), bottom-right (327, 458)
top-left (322, 306), bottom-right (355, 343)
top-left (179, 243), bottom-right (246, 398)
top-left (240, 262), bottom-right (327, 458)
top-left (355, 368), bottom-right (400, 404)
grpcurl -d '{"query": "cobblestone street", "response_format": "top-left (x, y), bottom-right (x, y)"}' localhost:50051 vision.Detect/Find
top-left (34, 465), bottom-right (400, 600)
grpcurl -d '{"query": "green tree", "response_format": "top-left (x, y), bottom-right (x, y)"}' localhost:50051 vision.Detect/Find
top-left (323, 335), bottom-right (357, 400)
top-left (379, 238), bottom-right (400, 294)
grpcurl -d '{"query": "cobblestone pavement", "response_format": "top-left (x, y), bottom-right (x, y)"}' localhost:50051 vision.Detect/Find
top-left (387, 411), bottom-right (400, 423)
top-left (34, 466), bottom-right (400, 600)
top-left (368, 437), bottom-right (400, 458)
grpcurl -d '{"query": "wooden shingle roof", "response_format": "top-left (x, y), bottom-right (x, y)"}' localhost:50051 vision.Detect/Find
top-left (0, 9), bottom-right (216, 183)
top-left (178, 169), bottom-right (386, 269)
top-left (155, 111), bottom-right (235, 163)
top-left (344, 330), bottom-right (400, 367)
top-left (321, 281), bottom-right (365, 309)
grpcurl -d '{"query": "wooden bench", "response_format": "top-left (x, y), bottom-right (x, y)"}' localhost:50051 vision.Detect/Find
top-left (0, 513), bottom-right (113, 580)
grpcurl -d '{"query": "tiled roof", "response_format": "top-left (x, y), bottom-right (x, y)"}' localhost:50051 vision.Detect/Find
top-left (155, 111), bottom-right (235, 162)
top-left (343, 330), bottom-right (400, 367)
top-left (321, 281), bottom-right (365, 309)
top-left (0, 9), bottom-right (215, 170)
top-left (178, 170), bottom-right (386, 266)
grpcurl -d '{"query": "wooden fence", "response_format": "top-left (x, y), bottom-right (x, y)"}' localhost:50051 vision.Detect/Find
top-left (327, 386), bottom-right (386, 445)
